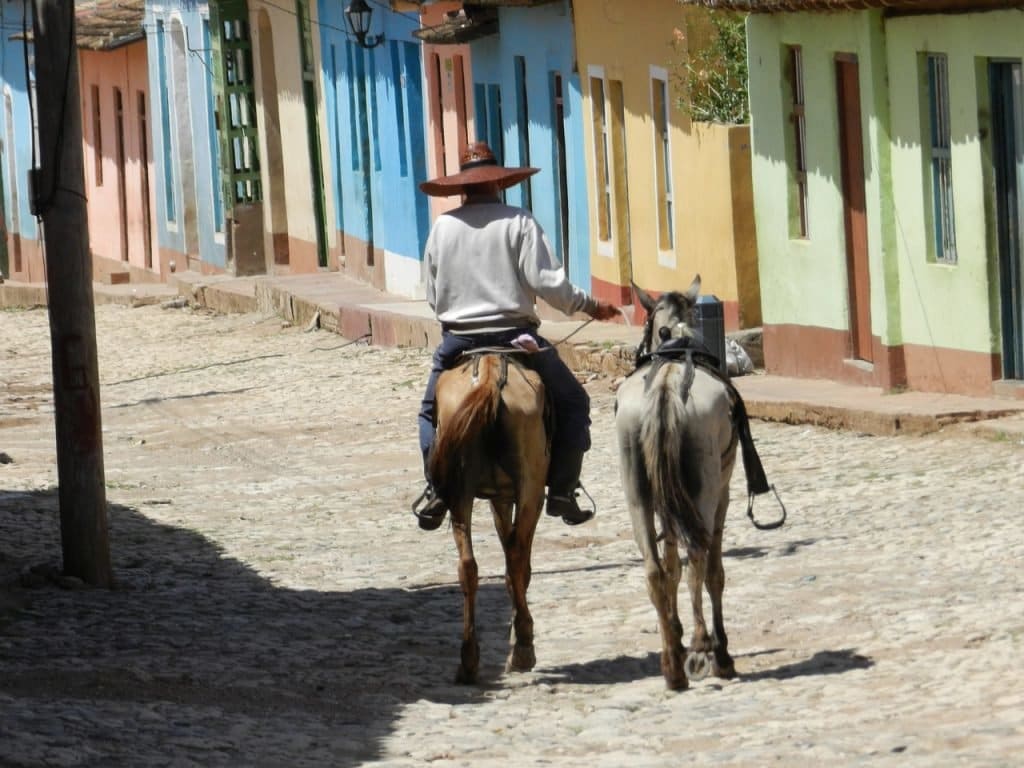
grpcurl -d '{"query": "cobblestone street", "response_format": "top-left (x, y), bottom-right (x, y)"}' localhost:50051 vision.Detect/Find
top-left (1, 303), bottom-right (1022, 767)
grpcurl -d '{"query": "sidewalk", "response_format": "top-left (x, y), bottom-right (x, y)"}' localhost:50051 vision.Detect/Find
top-left (4, 270), bottom-right (1024, 440)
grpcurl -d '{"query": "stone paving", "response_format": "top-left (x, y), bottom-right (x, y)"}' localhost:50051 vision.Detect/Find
top-left (1, 302), bottom-right (1022, 767)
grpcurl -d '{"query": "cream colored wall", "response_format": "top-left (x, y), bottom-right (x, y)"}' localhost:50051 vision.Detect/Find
top-left (251, 4), bottom-right (321, 253)
top-left (573, 0), bottom-right (753, 310)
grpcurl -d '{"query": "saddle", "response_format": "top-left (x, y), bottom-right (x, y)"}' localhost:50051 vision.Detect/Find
top-left (632, 336), bottom-right (783, 528)
top-left (447, 345), bottom-right (555, 442)
top-left (434, 346), bottom-right (555, 503)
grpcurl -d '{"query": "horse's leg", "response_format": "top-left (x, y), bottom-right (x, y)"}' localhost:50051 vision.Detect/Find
top-left (660, 534), bottom-right (689, 687)
top-left (501, 491), bottom-right (541, 673)
top-left (451, 502), bottom-right (480, 685)
top-left (686, 544), bottom-right (712, 657)
top-left (490, 498), bottom-right (519, 659)
top-left (618, 391), bottom-right (687, 690)
top-left (632, 514), bottom-right (687, 690)
top-left (491, 498), bottom-right (513, 540)
top-left (707, 492), bottom-right (736, 678)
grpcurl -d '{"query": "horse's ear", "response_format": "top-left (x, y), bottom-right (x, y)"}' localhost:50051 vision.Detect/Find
top-left (632, 281), bottom-right (657, 313)
top-left (684, 274), bottom-right (701, 303)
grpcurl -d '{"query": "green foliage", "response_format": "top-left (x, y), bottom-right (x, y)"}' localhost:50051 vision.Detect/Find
top-left (674, 12), bottom-right (749, 125)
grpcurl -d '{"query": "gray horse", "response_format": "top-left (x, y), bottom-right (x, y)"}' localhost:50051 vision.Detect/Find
top-left (614, 275), bottom-right (740, 690)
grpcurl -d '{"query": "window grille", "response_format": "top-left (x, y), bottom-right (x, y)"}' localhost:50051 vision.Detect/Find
top-left (652, 74), bottom-right (674, 250)
top-left (927, 53), bottom-right (957, 263)
top-left (787, 46), bottom-right (808, 238)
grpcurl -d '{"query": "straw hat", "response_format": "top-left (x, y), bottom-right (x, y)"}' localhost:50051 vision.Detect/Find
top-left (419, 142), bottom-right (538, 197)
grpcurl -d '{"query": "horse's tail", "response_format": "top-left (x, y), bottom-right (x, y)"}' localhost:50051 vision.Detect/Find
top-left (639, 364), bottom-right (709, 550)
top-left (428, 356), bottom-right (503, 508)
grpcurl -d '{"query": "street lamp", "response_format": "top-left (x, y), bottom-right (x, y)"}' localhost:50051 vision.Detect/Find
top-left (345, 0), bottom-right (384, 49)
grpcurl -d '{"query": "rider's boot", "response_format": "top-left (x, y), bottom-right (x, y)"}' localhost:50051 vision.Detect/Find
top-left (545, 448), bottom-right (594, 526)
top-left (412, 484), bottom-right (447, 531)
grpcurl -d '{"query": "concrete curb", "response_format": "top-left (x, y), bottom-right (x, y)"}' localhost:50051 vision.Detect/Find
top-left (0, 283), bottom-right (48, 309)
top-left (5, 272), bottom-right (1023, 441)
top-left (150, 274), bottom-right (1024, 440)
top-left (740, 398), bottom-right (1024, 437)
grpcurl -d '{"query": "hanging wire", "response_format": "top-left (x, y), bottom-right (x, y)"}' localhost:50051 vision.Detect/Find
top-left (25, 0), bottom-right (84, 219)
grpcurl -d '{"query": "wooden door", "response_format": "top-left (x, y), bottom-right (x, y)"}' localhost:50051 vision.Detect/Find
top-left (990, 60), bottom-right (1024, 379)
top-left (836, 55), bottom-right (872, 362)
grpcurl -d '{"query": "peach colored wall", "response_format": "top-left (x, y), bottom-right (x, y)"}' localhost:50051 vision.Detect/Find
top-left (420, 2), bottom-right (475, 218)
top-left (79, 41), bottom-right (157, 277)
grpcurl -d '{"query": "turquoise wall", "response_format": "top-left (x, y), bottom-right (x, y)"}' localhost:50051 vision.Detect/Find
top-left (470, 1), bottom-right (591, 291)
top-left (0, 1), bottom-right (40, 251)
top-left (318, 2), bottom-right (429, 295)
top-left (146, 2), bottom-right (226, 269)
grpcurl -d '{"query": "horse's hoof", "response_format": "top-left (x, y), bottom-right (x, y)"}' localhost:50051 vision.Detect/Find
top-left (455, 665), bottom-right (478, 685)
top-left (506, 644), bottom-right (536, 673)
top-left (684, 652), bottom-right (711, 681)
top-left (662, 651), bottom-right (689, 690)
top-left (714, 661), bottom-right (737, 679)
top-left (664, 673), bottom-right (689, 691)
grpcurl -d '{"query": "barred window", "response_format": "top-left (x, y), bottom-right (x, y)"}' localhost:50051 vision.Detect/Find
top-left (786, 46), bottom-right (808, 239)
top-left (926, 53), bottom-right (957, 263)
top-left (651, 72), bottom-right (674, 251)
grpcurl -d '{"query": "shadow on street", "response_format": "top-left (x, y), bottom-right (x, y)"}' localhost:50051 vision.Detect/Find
top-left (0, 488), bottom-right (521, 765)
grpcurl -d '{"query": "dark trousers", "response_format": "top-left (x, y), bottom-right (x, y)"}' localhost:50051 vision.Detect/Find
top-left (417, 328), bottom-right (591, 479)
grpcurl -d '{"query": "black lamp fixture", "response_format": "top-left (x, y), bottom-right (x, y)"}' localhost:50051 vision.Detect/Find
top-left (345, 0), bottom-right (384, 49)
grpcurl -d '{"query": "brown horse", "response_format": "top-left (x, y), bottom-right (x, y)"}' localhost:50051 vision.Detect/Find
top-left (428, 350), bottom-right (550, 684)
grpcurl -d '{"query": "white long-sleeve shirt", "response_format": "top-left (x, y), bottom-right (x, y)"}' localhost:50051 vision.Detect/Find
top-left (424, 200), bottom-right (597, 333)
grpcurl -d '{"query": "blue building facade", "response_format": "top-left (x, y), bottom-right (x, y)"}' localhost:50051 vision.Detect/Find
top-left (469, 1), bottom-right (591, 291)
top-left (0, 0), bottom-right (41, 281)
top-left (144, 1), bottom-right (226, 276)
top-left (318, 1), bottom-right (430, 296)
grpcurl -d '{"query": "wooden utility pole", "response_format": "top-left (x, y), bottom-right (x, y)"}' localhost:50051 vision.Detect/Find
top-left (32, 0), bottom-right (112, 586)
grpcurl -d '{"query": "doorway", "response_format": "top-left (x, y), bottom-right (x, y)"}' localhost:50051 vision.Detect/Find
top-left (836, 54), bottom-right (872, 363)
top-left (5, 90), bottom-right (21, 275)
top-left (990, 60), bottom-right (1024, 380)
top-left (296, 0), bottom-right (327, 268)
top-left (137, 91), bottom-right (153, 269)
top-left (113, 87), bottom-right (129, 262)
top-left (169, 20), bottom-right (200, 261)
top-left (551, 71), bottom-right (570, 275)
top-left (608, 79), bottom-right (632, 291)
top-left (351, 44), bottom-right (375, 269)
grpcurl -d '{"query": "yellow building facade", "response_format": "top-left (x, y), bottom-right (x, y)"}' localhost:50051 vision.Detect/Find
top-left (573, 1), bottom-right (760, 329)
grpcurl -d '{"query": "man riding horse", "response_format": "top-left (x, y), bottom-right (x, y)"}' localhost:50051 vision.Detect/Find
top-left (413, 142), bottom-right (618, 531)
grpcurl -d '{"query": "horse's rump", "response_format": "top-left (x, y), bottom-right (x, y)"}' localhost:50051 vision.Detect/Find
top-left (428, 354), bottom-right (546, 509)
top-left (635, 362), bottom-right (735, 550)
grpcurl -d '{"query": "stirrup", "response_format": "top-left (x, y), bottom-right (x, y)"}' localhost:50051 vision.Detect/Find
top-left (411, 486), bottom-right (447, 531)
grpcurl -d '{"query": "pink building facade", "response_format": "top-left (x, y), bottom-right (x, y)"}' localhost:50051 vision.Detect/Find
top-left (419, 2), bottom-right (477, 219)
top-left (79, 39), bottom-right (158, 283)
